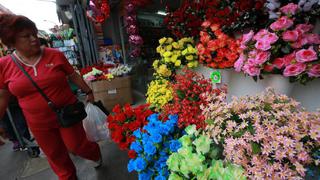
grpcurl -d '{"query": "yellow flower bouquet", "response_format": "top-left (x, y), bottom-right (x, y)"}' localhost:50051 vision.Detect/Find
top-left (146, 78), bottom-right (173, 111)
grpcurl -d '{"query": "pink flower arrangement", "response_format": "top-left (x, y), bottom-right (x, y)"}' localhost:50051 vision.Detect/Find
top-left (203, 88), bottom-right (320, 179)
top-left (235, 3), bottom-right (320, 84)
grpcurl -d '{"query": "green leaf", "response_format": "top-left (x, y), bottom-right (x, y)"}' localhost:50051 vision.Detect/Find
top-left (176, 90), bottom-right (185, 99)
top-left (251, 142), bottom-right (261, 154)
top-left (206, 119), bottom-right (214, 125)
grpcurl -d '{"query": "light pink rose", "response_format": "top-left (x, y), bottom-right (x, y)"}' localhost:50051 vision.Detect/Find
top-left (201, 20), bottom-right (211, 28)
top-left (283, 63), bottom-right (306, 76)
top-left (255, 40), bottom-right (272, 51)
top-left (270, 16), bottom-right (294, 31)
top-left (253, 29), bottom-right (269, 41)
top-left (305, 34), bottom-right (320, 44)
top-left (242, 30), bottom-right (254, 44)
top-left (234, 53), bottom-right (246, 72)
top-left (308, 64), bottom-right (320, 77)
top-left (248, 50), bottom-right (257, 58)
top-left (243, 64), bottom-right (261, 76)
top-left (295, 47), bottom-right (318, 63)
top-left (295, 24), bottom-right (314, 35)
top-left (254, 51), bottom-right (271, 65)
top-left (253, 29), bottom-right (278, 44)
top-left (280, 3), bottom-right (299, 15)
top-left (272, 58), bottom-right (285, 69)
top-left (282, 30), bottom-right (299, 42)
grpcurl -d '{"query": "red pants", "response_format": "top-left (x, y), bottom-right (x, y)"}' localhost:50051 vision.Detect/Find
top-left (31, 122), bottom-right (101, 180)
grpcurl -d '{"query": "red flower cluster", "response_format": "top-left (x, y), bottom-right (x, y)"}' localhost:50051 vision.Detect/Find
top-left (107, 104), bottom-right (153, 158)
top-left (205, 0), bottom-right (265, 27)
top-left (163, 68), bottom-right (222, 129)
top-left (197, 22), bottom-right (240, 69)
top-left (163, 0), bottom-right (206, 38)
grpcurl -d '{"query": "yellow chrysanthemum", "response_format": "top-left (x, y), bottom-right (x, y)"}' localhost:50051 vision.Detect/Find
top-left (175, 60), bottom-right (181, 67)
top-left (172, 42), bottom-right (180, 49)
top-left (163, 51), bottom-right (172, 58)
top-left (146, 79), bottom-right (173, 111)
top-left (166, 45), bottom-right (173, 51)
top-left (159, 37), bottom-right (167, 45)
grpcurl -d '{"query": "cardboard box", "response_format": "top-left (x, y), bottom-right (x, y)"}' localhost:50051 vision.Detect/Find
top-left (87, 76), bottom-right (133, 111)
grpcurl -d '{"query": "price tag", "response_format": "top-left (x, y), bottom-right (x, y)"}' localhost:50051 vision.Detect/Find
top-left (108, 89), bottom-right (117, 94)
top-left (210, 71), bottom-right (221, 84)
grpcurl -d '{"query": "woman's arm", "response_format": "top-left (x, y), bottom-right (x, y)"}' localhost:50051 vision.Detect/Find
top-left (68, 72), bottom-right (94, 103)
top-left (0, 89), bottom-right (10, 119)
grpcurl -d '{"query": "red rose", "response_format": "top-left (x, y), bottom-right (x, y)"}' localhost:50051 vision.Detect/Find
top-left (128, 150), bottom-right (137, 159)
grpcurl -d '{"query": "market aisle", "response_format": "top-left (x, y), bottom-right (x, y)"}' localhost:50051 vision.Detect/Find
top-left (0, 139), bottom-right (137, 180)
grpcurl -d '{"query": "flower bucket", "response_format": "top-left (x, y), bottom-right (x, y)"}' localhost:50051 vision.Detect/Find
top-left (263, 74), bottom-right (294, 96)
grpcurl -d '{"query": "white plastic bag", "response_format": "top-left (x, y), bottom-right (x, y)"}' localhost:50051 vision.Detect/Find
top-left (83, 103), bottom-right (109, 142)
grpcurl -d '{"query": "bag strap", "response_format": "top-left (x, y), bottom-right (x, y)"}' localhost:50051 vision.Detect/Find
top-left (10, 54), bottom-right (57, 110)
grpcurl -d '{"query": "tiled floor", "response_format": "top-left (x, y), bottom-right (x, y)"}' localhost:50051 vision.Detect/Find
top-left (0, 91), bottom-right (145, 180)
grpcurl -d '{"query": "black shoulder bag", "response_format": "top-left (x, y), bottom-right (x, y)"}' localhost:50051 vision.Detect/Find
top-left (11, 54), bottom-right (87, 127)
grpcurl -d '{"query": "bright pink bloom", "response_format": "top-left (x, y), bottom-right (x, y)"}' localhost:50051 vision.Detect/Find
top-left (305, 34), bottom-right (320, 44)
top-left (264, 64), bottom-right (274, 72)
top-left (283, 53), bottom-right (295, 66)
top-left (243, 64), bottom-right (261, 76)
top-left (295, 24), bottom-right (314, 35)
top-left (283, 63), bottom-right (306, 76)
top-left (272, 58), bottom-right (285, 69)
top-left (254, 51), bottom-right (270, 65)
top-left (295, 47), bottom-right (318, 63)
top-left (234, 53), bottom-right (246, 72)
top-left (308, 64), bottom-right (320, 77)
top-left (270, 16), bottom-right (294, 31)
top-left (282, 30), bottom-right (299, 42)
top-left (196, 43), bottom-right (206, 55)
top-left (291, 37), bottom-right (308, 49)
top-left (254, 29), bottom-right (278, 44)
top-left (253, 29), bottom-right (269, 41)
top-left (280, 3), bottom-right (299, 15)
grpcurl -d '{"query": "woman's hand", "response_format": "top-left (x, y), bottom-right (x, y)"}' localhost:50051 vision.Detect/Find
top-left (86, 93), bottom-right (95, 103)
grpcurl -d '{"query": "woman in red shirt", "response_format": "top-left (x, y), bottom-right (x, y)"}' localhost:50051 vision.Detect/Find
top-left (0, 14), bottom-right (102, 180)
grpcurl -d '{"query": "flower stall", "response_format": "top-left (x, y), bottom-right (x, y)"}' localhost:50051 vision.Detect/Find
top-left (90, 1), bottom-right (320, 180)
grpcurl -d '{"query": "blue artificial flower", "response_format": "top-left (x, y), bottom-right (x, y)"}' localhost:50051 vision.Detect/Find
top-left (141, 133), bottom-right (150, 144)
top-left (150, 133), bottom-right (162, 143)
top-left (155, 175), bottom-right (166, 180)
top-left (130, 141), bottom-right (143, 153)
top-left (133, 129), bottom-right (142, 138)
top-left (159, 124), bottom-right (171, 135)
top-left (138, 170), bottom-right (153, 180)
top-left (134, 157), bottom-right (147, 172)
top-left (168, 114), bottom-right (178, 123)
top-left (127, 159), bottom-right (135, 172)
top-left (169, 140), bottom-right (182, 152)
top-left (160, 169), bottom-right (169, 177)
top-left (147, 113), bottom-right (159, 123)
top-left (159, 150), bottom-right (168, 157)
top-left (144, 142), bottom-right (157, 156)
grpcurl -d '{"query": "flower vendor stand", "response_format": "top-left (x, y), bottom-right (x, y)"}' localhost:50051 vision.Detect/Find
top-left (87, 76), bottom-right (133, 111)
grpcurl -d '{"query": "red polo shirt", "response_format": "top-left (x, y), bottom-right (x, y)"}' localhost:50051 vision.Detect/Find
top-left (0, 48), bottom-right (77, 129)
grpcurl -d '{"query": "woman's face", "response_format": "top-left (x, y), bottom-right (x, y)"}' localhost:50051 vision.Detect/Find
top-left (13, 28), bottom-right (41, 54)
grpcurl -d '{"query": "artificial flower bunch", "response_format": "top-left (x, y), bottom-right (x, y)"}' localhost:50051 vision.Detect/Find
top-left (197, 21), bottom-right (240, 69)
top-left (153, 37), bottom-right (198, 78)
top-left (81, 64), bottom-right (115, 81)
top-left (203, 88), bottom-right (320, 179)
top-left (266, 0), bottom-right (320, 19)
top-left (167, 125), bottom-right (246, 180)
top-left (163, 68), bottom-right (223, 129)
top-left (163, 0), bottom-right (206, 39)
top-left (109, 64), bottom-right (132, 77)
top-left (107, 104), bottom-right (153, 157)
top-left (205, 0), bottom-right (266, 34)
top-left (128, 114), bottom-right (183, 180)
top-left (235, 3), bottom-right (320, 84)
top-left (146, 78), bottom-right (173, 112)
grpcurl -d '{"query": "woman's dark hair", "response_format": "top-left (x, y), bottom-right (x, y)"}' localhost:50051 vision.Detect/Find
top-left (0, 14), bottom-right (37, 47)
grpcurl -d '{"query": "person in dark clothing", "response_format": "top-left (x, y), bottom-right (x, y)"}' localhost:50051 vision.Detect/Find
top-left (1, 97), bottom-right (32, 151)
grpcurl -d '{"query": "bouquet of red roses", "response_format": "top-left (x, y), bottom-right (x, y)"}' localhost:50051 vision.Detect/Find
top-left (107, 104), bottom-right (153, 158)
top-left (163, 0), bottom-right (206, 39)
top-left (197, 21), bottom-right (240, 69)
top-left (163, 68), bottom-right (224, 129)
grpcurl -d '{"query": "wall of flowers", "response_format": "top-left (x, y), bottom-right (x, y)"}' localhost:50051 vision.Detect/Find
top-left (105, 1), bottom-right (320, 180)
